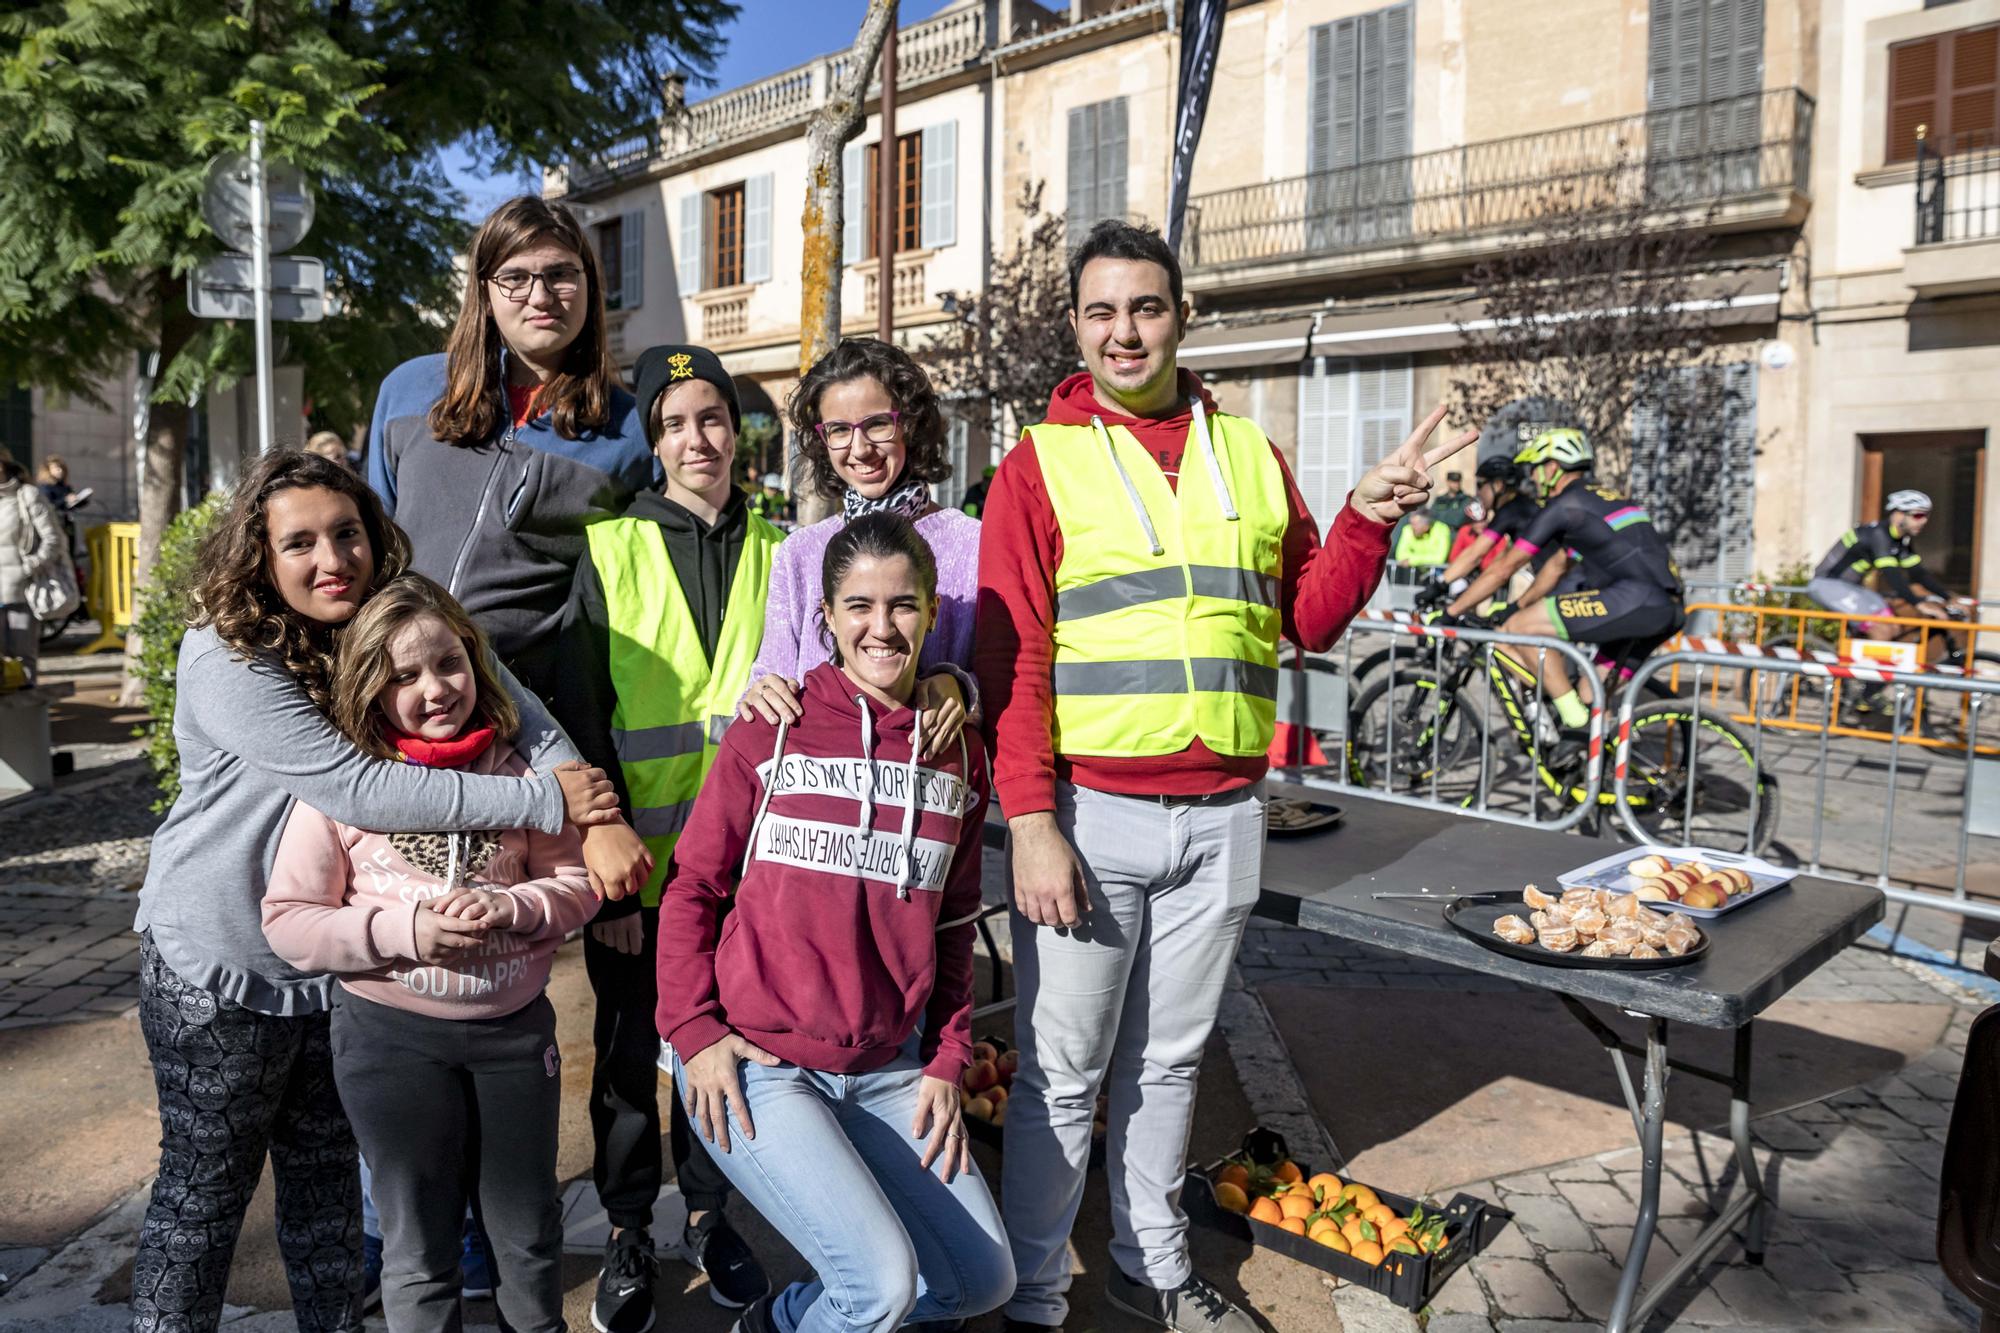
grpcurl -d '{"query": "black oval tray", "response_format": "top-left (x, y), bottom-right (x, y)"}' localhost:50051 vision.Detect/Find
top-left (1444, 893), bottom-right (1708, 969)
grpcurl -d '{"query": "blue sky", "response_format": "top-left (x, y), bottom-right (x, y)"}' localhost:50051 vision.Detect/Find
top-left (442, 2), bottom-right (965, 217)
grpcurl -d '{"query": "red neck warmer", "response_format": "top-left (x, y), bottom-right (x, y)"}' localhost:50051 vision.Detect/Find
top-left (387, 723), bottom-right (497, 770)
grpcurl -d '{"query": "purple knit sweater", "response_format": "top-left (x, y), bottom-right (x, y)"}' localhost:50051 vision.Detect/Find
top-left (745, 507), bottom-right (983, 689)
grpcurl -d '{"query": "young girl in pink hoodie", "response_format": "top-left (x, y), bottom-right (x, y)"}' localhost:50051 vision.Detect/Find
top-left (262, 573), bottom-right (596, 1332)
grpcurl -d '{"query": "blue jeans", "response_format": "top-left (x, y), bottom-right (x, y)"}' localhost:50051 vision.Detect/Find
top-left (667, 1042), bottom-right (1013, 1332)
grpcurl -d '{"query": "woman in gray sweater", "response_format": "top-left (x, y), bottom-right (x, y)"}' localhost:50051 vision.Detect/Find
top-left (129, 451), bottom-right (624, 1333)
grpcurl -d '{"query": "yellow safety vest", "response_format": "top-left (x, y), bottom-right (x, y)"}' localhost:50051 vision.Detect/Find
top-left (584, 511), bottom-right (783, 902)
top-left (1031, 405), bottom-right (1289, 759)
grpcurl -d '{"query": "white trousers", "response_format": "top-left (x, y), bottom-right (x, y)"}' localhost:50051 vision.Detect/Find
top-left (1000, 781), bottom-right (1266, 1325)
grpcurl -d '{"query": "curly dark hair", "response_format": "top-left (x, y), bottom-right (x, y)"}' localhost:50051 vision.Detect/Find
top-left (190, 450), bottom-right (412, 714)
top-left (788, 337), bottom-right (952, 501)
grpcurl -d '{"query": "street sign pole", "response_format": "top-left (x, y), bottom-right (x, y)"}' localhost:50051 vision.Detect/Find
top-left (250, 120), bottom-right (274, 455)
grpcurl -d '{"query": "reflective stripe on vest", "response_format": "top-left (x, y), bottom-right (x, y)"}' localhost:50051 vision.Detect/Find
top-left (584, 511), bottom-right (782, 903)
top-left (1032, 405), bottom-right (1288, 759)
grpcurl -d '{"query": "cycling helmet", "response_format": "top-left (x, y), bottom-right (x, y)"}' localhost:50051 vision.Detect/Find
top-left (1885, 489), bottom-right (1933, 514)
top-left (1514, 427), bottom-right (1594, 471)
top-left (1475, 455), bottom-right (1521, 486)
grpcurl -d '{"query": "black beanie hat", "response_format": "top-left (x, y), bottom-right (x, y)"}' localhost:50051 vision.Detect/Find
top-left (633, 343), bottom-right (741, 435)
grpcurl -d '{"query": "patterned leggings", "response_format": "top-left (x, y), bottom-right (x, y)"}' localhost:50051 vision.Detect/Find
top-left (131, 934), bottom-right (362, 1333)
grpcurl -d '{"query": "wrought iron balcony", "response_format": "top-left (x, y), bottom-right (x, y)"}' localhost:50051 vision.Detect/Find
top-left (560, 6), bottom-right (986, 196)
top-left (1916, 131), bottom-right (2000, 246)
top-left (1184, 88), bottom-right (1814, 276)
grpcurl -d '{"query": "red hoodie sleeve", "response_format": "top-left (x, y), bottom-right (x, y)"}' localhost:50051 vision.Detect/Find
top-left (1273, 447), bottom-right (1393, 652)
top-left (919, 739), bottom-right (990, 1081)
top-left (654, 722), bottom-right (768, 1062)
top-left (974, 442), bottom-right (1064, 819)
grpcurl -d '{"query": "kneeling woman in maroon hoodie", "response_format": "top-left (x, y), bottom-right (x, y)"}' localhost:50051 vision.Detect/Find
top-left (657, 513), bottom-right (1013, 1333)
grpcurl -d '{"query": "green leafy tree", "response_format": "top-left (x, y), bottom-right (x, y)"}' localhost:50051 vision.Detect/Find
top-left (0, 0), bottom-right (735, 697)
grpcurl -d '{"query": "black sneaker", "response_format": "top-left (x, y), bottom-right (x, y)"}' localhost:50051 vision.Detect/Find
top-left (1105, 1268), bottom-right (1257, 1333)
top-left (677, 1213), bottom-right (770, 1310)
top-left (729, 1292), bottom-right (778, 1333)
top-left (591, 1227), bottom-right (658, 1333)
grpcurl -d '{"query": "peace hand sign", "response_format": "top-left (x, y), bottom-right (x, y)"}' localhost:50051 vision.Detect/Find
top-left (1348, 404), bottom-right (1480, 526)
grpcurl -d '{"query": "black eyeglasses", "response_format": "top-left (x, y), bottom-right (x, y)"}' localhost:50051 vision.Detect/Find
top-left (487, 266), bottom-right (584, 302)
top-left (814, 411), bottom-right (901, 451)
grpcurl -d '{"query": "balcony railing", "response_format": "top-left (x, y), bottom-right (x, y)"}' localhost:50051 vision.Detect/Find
top-left (1185, 89), bottom-right (1814, 272)
top-left (565, 7), bottom-right (985, 194)
top-left (1916, 131), bottom-right (2000, 245)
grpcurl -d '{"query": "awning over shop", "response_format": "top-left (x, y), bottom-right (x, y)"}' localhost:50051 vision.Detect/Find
top-left (1181, 267), bottom-right (1785, 367)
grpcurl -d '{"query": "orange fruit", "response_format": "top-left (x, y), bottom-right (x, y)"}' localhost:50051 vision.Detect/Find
top-left (1307, 1172), bottom-right (1343, 1201)
top-left (1213, 1182), bottom-right (1250, 1214)
top-left (1386, 1235), bottom-right (1422, 1256)
top-left (1311, 1225), bottom-right (1350, 1254)
top-left (1216, 1163), bottom-right (1251, 1194)
top-left (1272, 1160), bottom-right (1304, 1185)
top-left (1340, 1219), bottom-right (1365, 1247)
top-left (1280, 1195), bottom-right (1316, 1221)
top-left (1279, 1217), bottom-right (1307, 1235)
top-left (1249, 1197), bottom-right (1284, 1226)
top-left (1340, 1183), bottom-right (1380, 1211)
top-left (1350, 1240), bottom-right (1385, 1266)
top-left (1363, 1203), bottom-right (1397, 1229)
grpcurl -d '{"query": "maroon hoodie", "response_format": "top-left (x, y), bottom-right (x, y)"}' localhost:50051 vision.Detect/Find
top-left (974, 370), bottom-right (1392, 817)
top-left (656, 663), bottom-right (989, 1083)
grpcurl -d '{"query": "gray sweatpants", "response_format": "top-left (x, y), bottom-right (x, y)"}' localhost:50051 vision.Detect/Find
top-left (1000, 782), bottom-right (1266, 1326)
top-left (330, 989), bottom-right (566, 1333)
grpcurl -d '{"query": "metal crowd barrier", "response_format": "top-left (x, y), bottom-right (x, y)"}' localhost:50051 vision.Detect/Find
top-left (1673, 601), bottom-right (2000, 755)
top-left (1277, 611), bottom-right (1607, 832)
top-left (1615, 650), bottom-right (2000, 922)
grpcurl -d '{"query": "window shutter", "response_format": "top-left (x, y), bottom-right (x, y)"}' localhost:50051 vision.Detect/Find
top-left (1889, 37), bottom-right (1942, 162)
top-left (1331, 19), bottom-right (1361, 173)
top-left (922, 121), bottom-right (957, 249)
top-left (1354, 356), bottom-right (1412, 474)
top-left (1067, 103), bottom-right (1098, 233)
top-left (1951, 27), bottom-right (1998, 150)
top-left (843, 143), bottom-right (864, 263)
top-left (1377, 5), bottom-right (1413, 162)
top-left (678, 194), bottom-right (702, 294)
top-left (1100, 97), bottom-right (1129, 224)
top-left (743, 174), bottom-right (773, 284)
top-left (1717, 362), bottom-right (1758, 587)
top-left (620, 210), bottom-right (644, 310)
top-left (1296, 359), bottom-right (1355, 530)
top-left (1308, 23), bottom-right (1335, 174)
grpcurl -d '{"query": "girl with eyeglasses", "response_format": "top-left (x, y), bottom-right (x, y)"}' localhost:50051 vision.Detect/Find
top-left (738, 338), bottom-right (981, 757)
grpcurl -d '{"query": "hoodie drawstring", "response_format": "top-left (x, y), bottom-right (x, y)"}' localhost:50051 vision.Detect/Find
top-left (444, 832), bottom-right (461, 895)
top-left (1189, 397), bottom-right (1240, 521)
top-left (857, 703), bottom-right (878, 831)
top-left (1091, 415), bottom-right (1165, 556)
top-left (741, 718), bottom-right (792, 880)
top-left (893, 707), bottom-right (925, 900)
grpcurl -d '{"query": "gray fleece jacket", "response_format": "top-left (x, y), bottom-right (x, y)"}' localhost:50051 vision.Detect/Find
top-left (135, 624), bottom-right (581, 1015)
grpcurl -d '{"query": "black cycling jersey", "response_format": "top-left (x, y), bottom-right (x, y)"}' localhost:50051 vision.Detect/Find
top-left (1485, 492), bottom-right (1541, 543)
top-left (1812, 520), bottom-right (1942, 603)
top-left (1515, 480), bottom-right (1682, 595)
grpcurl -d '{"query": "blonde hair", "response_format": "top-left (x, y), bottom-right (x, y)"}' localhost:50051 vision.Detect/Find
top-left (330, 573), bottom-right (520, 760)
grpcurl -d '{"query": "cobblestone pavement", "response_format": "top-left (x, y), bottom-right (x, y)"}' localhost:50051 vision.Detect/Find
top-left (0, 763), bottom-right (160, 1031)
top-left (1248, 920), bottom-right (1985, 1331)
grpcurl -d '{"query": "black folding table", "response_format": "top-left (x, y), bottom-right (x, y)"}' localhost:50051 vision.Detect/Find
top-left (1254, 782), bottom-right (1886, 1332)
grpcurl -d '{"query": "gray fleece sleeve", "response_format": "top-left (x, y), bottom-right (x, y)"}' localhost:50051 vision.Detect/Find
top-left (180, 638), bottom-right (570, 834)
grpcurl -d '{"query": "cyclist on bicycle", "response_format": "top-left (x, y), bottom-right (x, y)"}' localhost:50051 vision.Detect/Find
top-left (1808, 490), bottom-right (1954, 643)
top-left (1434, 454), bottom-right (1540, 600)
top-left (1442, 427), bottom-right (1684, 741)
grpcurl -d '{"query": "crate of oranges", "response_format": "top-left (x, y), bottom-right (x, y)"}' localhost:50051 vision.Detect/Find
top-left (1183, 1130), bottom-right (1509, 1310)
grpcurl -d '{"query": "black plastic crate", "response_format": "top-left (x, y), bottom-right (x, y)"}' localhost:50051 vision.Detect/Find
top-left (1182, 1136), bottom-right (1510, 1311)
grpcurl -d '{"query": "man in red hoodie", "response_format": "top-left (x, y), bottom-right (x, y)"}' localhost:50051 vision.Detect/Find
top-left (977, 220), bottom-right (1472, 1333)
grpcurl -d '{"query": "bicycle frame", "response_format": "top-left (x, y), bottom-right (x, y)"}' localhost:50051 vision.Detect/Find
top-left (1294, 616), bottom-right (1608, 832)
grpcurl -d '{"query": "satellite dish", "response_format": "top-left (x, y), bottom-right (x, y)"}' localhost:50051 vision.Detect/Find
top-left (201, 152), bottom-right (315, 255)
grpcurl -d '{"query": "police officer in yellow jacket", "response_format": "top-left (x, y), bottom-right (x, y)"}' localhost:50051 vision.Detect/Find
top-left (554, 344), bottom-right (781, 1325)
